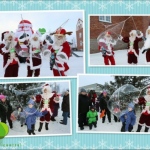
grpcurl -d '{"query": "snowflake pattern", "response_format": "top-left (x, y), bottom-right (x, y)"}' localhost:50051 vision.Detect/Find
top-left (0, 0), bottom-right (149, 149)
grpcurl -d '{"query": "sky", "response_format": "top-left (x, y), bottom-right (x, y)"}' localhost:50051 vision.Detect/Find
top-left (78, 75), bottom-right (115, 87)
top-left (0, 10), bottom-right (83, 43)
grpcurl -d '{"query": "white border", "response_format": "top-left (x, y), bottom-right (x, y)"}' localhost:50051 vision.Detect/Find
top-left (1, 79), bottom-right (72, 138)
top-left (0, 10), bottom-right (85, 79)
top-left (77, 73), bottom-right (150, 134)
top-left (88, 14), bottom-right (150, 67)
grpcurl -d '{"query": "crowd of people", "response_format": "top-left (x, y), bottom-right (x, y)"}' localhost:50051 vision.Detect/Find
top-left (78, 86), bottom-right (150, 132)
top-left (0, 84), bottom-right (70, 135)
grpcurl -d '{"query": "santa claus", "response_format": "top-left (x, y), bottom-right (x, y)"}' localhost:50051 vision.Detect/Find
top-left (26, 33), bottom-right (43, 77)
top-left (0, 31), bottom-right (21, 77)
top-left (98, 32), bottom-right (116, 65)
top-left (119, 30), bottom-right (143, 65)
top-left (136, 86), bottom-right (150, 132)
top-left (142, 24), bottom-right (150, 64)
top-left (47, 28), bottom-right (72, 76)
top-left (34, 84), bottom-right (56, 132)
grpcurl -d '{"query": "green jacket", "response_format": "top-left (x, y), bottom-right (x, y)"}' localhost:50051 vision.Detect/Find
top-left (87, 110), bottom-right (98, 124)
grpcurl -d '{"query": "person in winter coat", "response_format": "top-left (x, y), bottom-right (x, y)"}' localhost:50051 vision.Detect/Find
top-left (78, 88), bottom-right (90, 130)
top-left (10, 106), bottom-right (25, 127)
top-left (87, 105), bottom-right (98, 130)
top-left (99, 90), bottom-right (111, 123)
top-left (96, 91), bottom-right (103, 112)
top-left (120, 103), bottom-right (136, 132)
top-left (51, 91), bottom-right (60, 121)
top-left (23, 99), bottom-right (47, 135)
top-left (136, 86), bottom-right (150, 132)
top-left (0, 94), bottom-right (13, 128)
top-left (60, 90), bottom-right (70, 125)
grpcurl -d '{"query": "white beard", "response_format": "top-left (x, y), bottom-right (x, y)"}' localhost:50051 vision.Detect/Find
top-left (144, 95), bottom-right (150, 102)
top-left (30, 39), bottom-right (40, 48)
top-left (105, 36), bottom-right (112, 43)
top-left (53, 36), bottom-right (66, 47)
top-left (129, 35), bottom-right (136, 42)
top-left (144, 35), bottom-right (150, 49)
top-left (5, 40), bottom-right (16, 50)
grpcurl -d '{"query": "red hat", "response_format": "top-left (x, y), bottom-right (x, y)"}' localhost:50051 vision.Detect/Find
top-left (52, 28), bottom-right (73, 36)
top-left (1, 31), bottom-right (14, 41)
top-left (1, 31), bottom-right (9, 41)
top-left (18, 20), bottom-right (32, 28)
top-left (106, 31), bottom-right (111, 35)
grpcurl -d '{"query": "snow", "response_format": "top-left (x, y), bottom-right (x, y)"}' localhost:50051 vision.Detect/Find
top-left (90, 49), bottom-right (149, 66)
top-left (78, 108), bottom-right (149, 133)
top-left (7, 97), bottom-right (71, 137)
top-left (0, 51), bottom-right (83, 77)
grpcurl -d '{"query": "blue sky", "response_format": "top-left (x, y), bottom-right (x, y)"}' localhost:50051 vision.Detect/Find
top-left (0, 10), bottom-right (83, 43)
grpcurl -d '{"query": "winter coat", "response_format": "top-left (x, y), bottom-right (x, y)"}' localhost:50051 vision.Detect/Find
top-left (99, 95), bottom-right (109, 111)
top-left (23, 107), bottom-right (43, 130)
top-left (120, 110), bottom-right (136, 131)
top-left (78, 94), bottom-right (90, 115)
top-left (87, 110), bottom-right (98, 124)
top-left (0, 100), bottom-right (13, 119)
top-left (61, 94), bottom-right (70, 112)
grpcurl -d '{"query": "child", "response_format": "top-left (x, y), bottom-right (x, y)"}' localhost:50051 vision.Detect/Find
top-left (23, 99), bottom-right (47, 135)
top-left (120, 103), bottom-right (136, 132)
top-left (11, 106), bottom-right (26, 127)
top-left (87, 106), bottom-right (98, 130)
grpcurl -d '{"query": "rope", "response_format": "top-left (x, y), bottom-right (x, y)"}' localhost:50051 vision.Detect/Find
top-left (131, 16), bottom-right (137, 31)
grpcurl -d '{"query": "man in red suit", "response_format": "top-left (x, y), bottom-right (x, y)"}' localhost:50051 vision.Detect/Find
top-left (0, 31), bottom-right (21, 77)
top-left (48, 28), bottom-right (72, 76)
top-left (34, 84), bottom-right (56, 132)
top-left (119, 30), bottom-right (143, 65)
top-left (98, 32), bottom-right (116, 65)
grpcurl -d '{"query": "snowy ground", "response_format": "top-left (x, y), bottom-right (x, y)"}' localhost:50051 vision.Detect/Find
top-left (7, 97), bottom-right (71, 137)
top-left (0, 51), bottom-right (83, 77)
top-left (90, 49), bottom-right (149, 66)
top-left (78, 108), bottom-right (149, 133)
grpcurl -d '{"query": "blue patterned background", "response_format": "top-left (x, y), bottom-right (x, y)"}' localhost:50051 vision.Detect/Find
top-left (0, 0), bottom-right (150, 149)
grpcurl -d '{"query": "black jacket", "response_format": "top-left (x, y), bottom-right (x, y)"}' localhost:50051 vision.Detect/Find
top-left (0, 100), bottom-right (13, 118)
top-left (99, 95), bottom-right (109, 111)
top-left (61, 94), bottom-right (70, 112)
top-left (78, 94), bottom-right (90, 114)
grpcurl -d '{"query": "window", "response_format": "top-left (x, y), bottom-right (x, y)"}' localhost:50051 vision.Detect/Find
top-left (80, 41), bottom-right (83, 46)
top-left (79, 32), bottom-right (82, 38)
top-left (99, 16), bottom-right (111, 23)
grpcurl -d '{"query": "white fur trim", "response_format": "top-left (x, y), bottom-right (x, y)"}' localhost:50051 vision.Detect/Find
top-left (128, 49), bottom-right (138, 57)
top-left (136, 32), bottom-right (143, 38)
top-left (130, 30), bottom-right (137, 35)
top-left (18, 23), bottom-right (32, 28)
top-left (56, 52), bottom-right (68, 63)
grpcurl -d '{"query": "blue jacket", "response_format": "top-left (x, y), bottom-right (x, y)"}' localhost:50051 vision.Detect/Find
top-left (120, 110), bottom-right (136, 131)
top-left (23, 107), bottom-right (43, 130)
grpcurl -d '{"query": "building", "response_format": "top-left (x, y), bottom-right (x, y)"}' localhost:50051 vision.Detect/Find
top-left (76, 18), bottom-right (83, 51)
top-left (90, 16), bottom-right (150, 54)
top-left (79, 83), bottom-right (103, 93)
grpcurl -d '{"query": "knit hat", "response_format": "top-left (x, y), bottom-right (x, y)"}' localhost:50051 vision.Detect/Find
top-left (80, 88), bottom-right (86, 93)
top-left (90, 105), bottom-right (95, 110)
top-left (27, 99), bottom-right (35, 105)
top-left (103, 90), bottom-right (107, 94)
top-left (128, 102), bottom-right (134, 109)
top-left (0, 94), bottom-right (6, 100)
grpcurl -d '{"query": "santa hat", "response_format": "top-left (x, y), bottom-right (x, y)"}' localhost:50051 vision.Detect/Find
top-left (128, 102), bottom-right (134, 109)
top-left (105, 31), bottom-right (111, 36)
top-left (51, 28), bottom-right (72, 36)
top-left (18, 20), bottom-right (32, 28)
top-left (130, 30), bottom-right (143, 38)
top-left (1, 31), bottom-right (14, 41)
top-left (42, 84), bottom-right (52, 93)
top-left (0, 94), bottom-right (6, 100)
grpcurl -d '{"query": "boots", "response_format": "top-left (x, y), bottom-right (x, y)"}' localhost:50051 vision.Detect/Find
top-left (45, 123), bottom-right (49, 130)
top-left (144, 127), bottom-right (149, 132)
top-left (27, 129), bottom-right (32, 135)
top-left (136, 124), bottom-right (142, 132)
top-left (51, 116), bottom-right (56, 121)
top-left (38, 122), bottom-right (43, 132)
top-left (31, 124), bottom-right (35, 135)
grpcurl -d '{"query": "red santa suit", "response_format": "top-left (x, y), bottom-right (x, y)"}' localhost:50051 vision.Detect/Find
top-left (0, 31), bottom-right (21, 77)
top-left (26, 33), bottom-right (43, 77)
top-left (122, 30), bottom-right (143, 64)
top-left (34, 84), bottom-right (56, 131)
top-left (48, 28), bottom-right (71, 76)
top-left (98, 32), bottom-right (116, 65)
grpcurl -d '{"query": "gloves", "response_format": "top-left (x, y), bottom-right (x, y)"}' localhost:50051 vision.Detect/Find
top-left (46, 35), bottom-right (53, 44)
top-left (42, 110), bottom-right (48, 116)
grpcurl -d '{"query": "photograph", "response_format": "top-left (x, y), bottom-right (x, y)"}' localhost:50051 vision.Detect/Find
top-left (0, 80), bottom-right (71, 137)
top-left (0, 10), bottom-right (84, 77)
top-left (89, 15), bottom-right (150, 66)
top-left (77, 74), bottom-right (150, 133)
